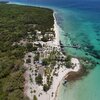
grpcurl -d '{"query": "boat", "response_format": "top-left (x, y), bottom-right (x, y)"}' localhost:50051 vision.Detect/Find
top-left (63, 79), bottom-right (67, 86)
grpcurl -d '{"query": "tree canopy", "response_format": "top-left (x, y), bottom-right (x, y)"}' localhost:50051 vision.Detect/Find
top-left (0, 3), bottom-right (53, 99)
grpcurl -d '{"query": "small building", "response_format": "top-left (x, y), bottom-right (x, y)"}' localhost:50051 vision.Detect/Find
top-left (35, 30), bottom-right (41, 34)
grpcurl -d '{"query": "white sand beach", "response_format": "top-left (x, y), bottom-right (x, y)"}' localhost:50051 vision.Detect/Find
top-left (24, 12), bottom-right (81, 100)
top-left (53, 12), bottom-right (60, 46)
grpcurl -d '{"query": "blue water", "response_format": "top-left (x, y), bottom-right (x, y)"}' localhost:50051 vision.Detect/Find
top-left (5, 0), bottom-right (100, 100)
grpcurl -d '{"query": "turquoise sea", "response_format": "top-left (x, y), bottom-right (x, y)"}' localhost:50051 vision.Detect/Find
top-left (54, 6), bottom-right (100, 100)
top-left (4, 0), bottom-right (100, 100)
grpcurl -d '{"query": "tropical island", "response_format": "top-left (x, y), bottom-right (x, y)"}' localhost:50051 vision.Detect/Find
top-left (0, 3), bottom-right (81, 100)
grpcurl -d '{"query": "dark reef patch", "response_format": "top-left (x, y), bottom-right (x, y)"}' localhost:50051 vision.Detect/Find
top-left (66, 67), bottom-right (88, 82)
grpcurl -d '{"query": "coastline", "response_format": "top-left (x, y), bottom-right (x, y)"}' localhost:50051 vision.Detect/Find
top-left (24, 10), bottom-right (81, 100)
top-left (53, 12), bottom-right (60, 46)
top-left (42, 12), bottom-right (81, 100)
top-left (52, 12), bottom-right (82, 100)
top-left (54, 58), bottom-right (81, 100)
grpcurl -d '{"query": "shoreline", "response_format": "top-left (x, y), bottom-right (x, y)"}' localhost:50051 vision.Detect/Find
top-left (53, 11), bottom-right (60, 46)
top-left (46, 12), bottom-right (81, 100)
top-left (54, 64), bottom-right (83, 100)
top-left (24, 10), bottom-right (81, 100)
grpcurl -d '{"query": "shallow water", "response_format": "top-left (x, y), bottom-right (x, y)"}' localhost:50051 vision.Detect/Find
top-left (58, 64), bottom-right (100, 100)
top-left (54, 5), bottom-right (100, 100)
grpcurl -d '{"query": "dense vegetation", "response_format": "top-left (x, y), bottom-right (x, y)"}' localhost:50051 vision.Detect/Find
top-left (65, 55), bottom-right (72, 68)
top-left (33, 95), bottom-right (37, 100)
top-left (43, 84), bottom-right (50, 92)
top-left (35, 74), bottom-right (43, 85)
top-left (0, 3), bottom-right (54, 100)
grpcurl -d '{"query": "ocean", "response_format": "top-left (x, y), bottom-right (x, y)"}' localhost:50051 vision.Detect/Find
top-left (5, 0), bottom-right (100, 100)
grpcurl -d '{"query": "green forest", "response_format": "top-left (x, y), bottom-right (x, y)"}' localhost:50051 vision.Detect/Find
top-left (0, 3), bottom-right (54, 100)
